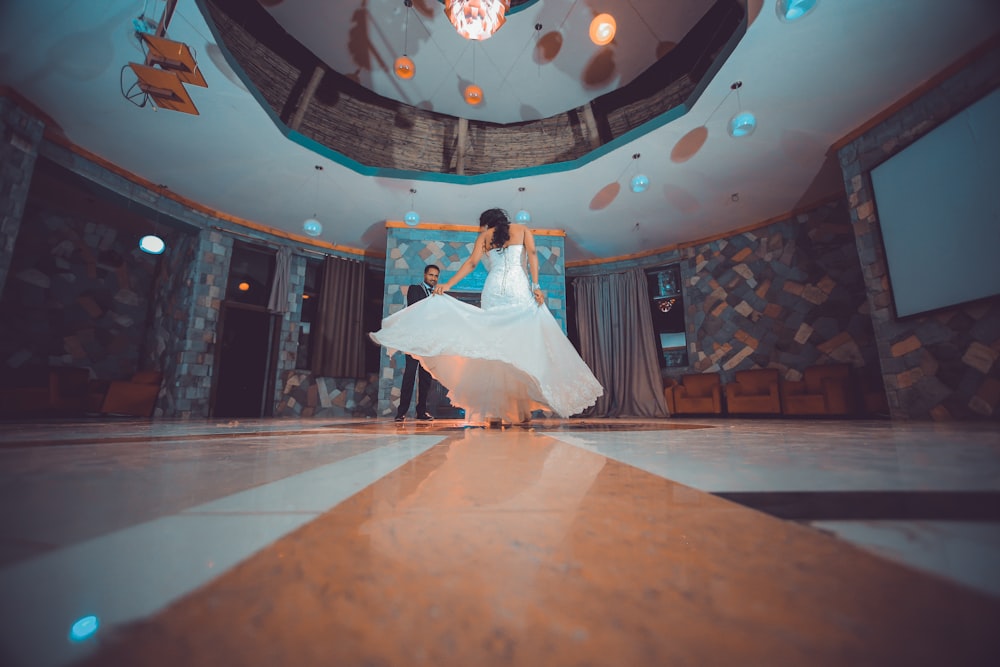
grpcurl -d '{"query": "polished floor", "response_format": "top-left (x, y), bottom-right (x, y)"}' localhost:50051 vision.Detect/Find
top-left (0, 417), bottom-right (998, 666)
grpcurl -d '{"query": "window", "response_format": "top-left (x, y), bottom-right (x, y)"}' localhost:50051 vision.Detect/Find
top-left (226, 241), bottom-right (275, 308)
top-left (646, 265), bottom-right (688, 368)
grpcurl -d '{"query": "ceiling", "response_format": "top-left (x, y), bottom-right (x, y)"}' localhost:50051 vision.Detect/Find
top-left (1, 0), bottom-right (998, 262)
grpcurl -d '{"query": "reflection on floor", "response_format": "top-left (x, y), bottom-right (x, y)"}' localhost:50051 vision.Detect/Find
top-left (0, 417), bottom-right (998, 666)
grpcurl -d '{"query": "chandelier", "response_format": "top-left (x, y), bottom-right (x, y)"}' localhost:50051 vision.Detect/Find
top-left (445, 0), bottom-right (510, 40)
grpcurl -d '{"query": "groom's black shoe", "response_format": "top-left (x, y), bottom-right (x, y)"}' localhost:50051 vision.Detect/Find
top-left (416, 413), bottom-right (434, 421)
top-left (394, 415), bottom-right (405, 422)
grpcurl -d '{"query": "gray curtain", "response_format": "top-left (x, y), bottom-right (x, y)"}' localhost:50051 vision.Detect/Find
top-left (310, 256), bottom-right (367, 378)
top-left (573, 267), bottom-right (669, 418)
top-left (267, 246), bottom-right (291, 313)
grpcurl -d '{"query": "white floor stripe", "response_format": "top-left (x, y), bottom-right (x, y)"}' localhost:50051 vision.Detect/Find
top-left (0, 435), bottom-right (444, 667)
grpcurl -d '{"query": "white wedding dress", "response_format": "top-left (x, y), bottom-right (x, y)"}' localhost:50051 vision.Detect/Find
top-left (370, 244), bottom-right (603, 422)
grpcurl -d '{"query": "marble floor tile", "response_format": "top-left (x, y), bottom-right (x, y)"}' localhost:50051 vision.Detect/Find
top-left (0, 417), bottom-right (997, 667)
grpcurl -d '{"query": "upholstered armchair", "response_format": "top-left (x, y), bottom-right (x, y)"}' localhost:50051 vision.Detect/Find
top-left (664, 373), bottom-right (723, 416)
top-left (781, 364), bottom-right (854, 416)
top-left (724, 368), bottom-right (782, 415)
top-left (100, 371), bottom-right (163, 417)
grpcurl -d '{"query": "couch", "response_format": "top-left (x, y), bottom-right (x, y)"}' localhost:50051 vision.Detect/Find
top-left (664, 373), bottom-right (723, 416)
top-left (781, 364), bottom-right (854, 416)
top-left (724, 368), bottom-right (782, 415)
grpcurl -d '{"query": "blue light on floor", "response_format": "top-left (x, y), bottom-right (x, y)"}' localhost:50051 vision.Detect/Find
top-left (69, 615), bottom-right (100, 642)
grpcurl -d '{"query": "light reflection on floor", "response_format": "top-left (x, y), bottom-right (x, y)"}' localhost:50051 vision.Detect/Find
top-left (0, 417), bottom-right (998, 666)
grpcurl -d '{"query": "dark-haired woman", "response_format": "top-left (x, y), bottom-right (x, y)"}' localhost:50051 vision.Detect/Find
top-left (371, 208), bottom-right (602, 424)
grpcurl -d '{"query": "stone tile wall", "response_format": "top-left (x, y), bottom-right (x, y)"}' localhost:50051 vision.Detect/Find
top-left (0, 96), bottom-right (44, 295)
top-left (274, 371), bottom-right (379, 418)
top-left (676, 200), bottom-right (879, 385)
top-left (0, 197), bottom-right (169, 383)
top-left (837, 43), bottom-right (1000, 420)
top-left (377, 224), bottom-right (566, 417)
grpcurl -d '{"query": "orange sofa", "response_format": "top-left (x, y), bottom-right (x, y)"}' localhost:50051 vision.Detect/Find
top-left (664, 373), bottom-right (723, 416)
top-left (781, 364), bottom-right (854, 416)
top-left (724, 368), bottom-right (782, 415)
top-left (100, 371), bottom-right (163, 417)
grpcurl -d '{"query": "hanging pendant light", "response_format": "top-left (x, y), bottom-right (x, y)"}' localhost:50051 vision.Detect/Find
top-left (514, 186), bottom-right (530, 223)
top-left (589, 13), bottom-right (616, 46)
top-left (464, 84), bottom-right (484, 105)
top-left (301, 165), bottom-right (324, 236)
top-left (629, 153), bottom-right (649, 193)
top-left (404, 188), bottom-right (420, 226)
top-left (445, 0), bottom-right (510, 41)
top-left (726, 81), bottom-right (757, 138)
top-left (394, 1), bottom-right (415, 79)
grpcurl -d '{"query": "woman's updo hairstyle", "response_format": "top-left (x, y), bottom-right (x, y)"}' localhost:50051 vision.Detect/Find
top-left (480, 207), bottom-right (511, 250)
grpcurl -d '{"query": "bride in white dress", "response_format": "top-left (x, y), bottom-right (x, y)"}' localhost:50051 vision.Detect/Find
top-left (370, 208), bottom-right (603, 423)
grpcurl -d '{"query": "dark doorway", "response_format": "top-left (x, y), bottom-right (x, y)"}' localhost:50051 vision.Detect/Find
top-left (213, 303), bottom-right (277, 418)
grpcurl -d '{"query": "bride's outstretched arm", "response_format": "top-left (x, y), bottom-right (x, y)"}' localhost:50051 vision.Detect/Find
top-left (523, 228), bottom-right (544, 305)
top-left (434, 229), bottom-right (488, 294)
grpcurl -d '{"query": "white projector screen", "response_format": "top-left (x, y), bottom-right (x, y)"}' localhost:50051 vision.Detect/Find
top-left (870, 87), bottom-right (1000, 318)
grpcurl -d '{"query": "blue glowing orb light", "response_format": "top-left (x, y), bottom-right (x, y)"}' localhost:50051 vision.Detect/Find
top-left (404, 210), bottom-right (420, 226)
top-left (515, 209), bottom-right (531, 223)
top-left (69, 615), bottom-right (100, 642)
top-left (302, 218), bottom-right (322, 237)
top-left (138, 234), bottom-right (165, 255)
top-left (777, 0), bottom-right (818, 21)
top-left (728, 111), bottom-right (757, 138)
top-left (630, 174), bottom-right (650, 193)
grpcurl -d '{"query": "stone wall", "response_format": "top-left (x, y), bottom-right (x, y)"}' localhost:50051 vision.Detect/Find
top-left (0, 187), bottom-right (171, 384)
top-left (838, 43), bottom-right (1000, 420)
top-left (376, 223), bottom-right (566, 417)
top-left (0, 96), bottom-right (44, 295)
top-left (274, 371), bottom-right (379, 418)
top-left (677, 200), bottom-right (879, 386)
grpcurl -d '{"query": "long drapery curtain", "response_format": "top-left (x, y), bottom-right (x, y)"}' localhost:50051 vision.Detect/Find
top-left (267, 246), bottom-right (291, 313)
top-left (310, 255), bottom-right (367, 378)
top-left (572, 268), bottom-right (669, 418)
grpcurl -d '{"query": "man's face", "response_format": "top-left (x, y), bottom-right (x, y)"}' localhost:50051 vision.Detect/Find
top-left (424, 268), bottom-right (439, 287)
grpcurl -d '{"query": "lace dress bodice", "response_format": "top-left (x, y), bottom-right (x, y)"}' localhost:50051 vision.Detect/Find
top-left (481, 244), bottom-right (532, 311)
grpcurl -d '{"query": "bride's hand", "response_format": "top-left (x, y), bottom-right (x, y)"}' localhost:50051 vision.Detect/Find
top-left (533, 288), bottom-right (544, 305)
top-left (433, 284), bottom-right (448, 295)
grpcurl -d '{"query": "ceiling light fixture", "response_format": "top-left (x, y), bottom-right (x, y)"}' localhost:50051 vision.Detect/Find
top-left (404, 188), bottom-right (420, 226)
top-left (139, 234), bottom-right (165, 255)
top-left (445, 0), bottom-right (510, 41)
top-left (630, 153), bottom-right (649, 193)
top-left (464, 42), bottom-right (484, 105)
top-left (515, 186), bottom-right (531, 223)
top-left (726, 81), bottom-right (757, 138)
top-left (589, 13), bottom-right (617, 46)
top-left (776, 0), bottom-right (819, 22)
top-left (302, 165), bottom-right (324, 237)
top-left (394, 0), bottom-right (415, 79)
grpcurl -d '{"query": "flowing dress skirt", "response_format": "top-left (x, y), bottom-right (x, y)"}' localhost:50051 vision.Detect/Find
top-left (370, 294), bottom-right (602, 422)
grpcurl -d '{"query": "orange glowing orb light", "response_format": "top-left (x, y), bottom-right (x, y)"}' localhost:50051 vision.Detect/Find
top-left (464, 84), bottom-right (484, 105)
top-left (238, 281), bottom-right (250, 292)
top-left (589, 13), bottom-right (616, 46)
top-left (394, 55), bottom-right (415, 79)
top-left (445, 0), bottom-right (510, 40)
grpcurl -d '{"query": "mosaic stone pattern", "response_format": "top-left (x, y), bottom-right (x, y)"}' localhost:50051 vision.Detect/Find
top-left (377, 225), bottom-right (566, 416)
top-left (0, 97), bottom-right (44, 295)
top-left (273, 370), bottom-right (379, 418)
top-left (270, 253), bottom-right (307, 410)
top-left (154, 229), bottom-right (232, 418)
top-left (838, 44), bottom-right (1000, 420)
top-left (677, 201), bottom-right (879, 386)
top-left (0, 202), bottom-right (166, 382)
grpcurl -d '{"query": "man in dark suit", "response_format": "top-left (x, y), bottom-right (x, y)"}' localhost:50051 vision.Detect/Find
top-left (395, 264), bottom-right (440, 422)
